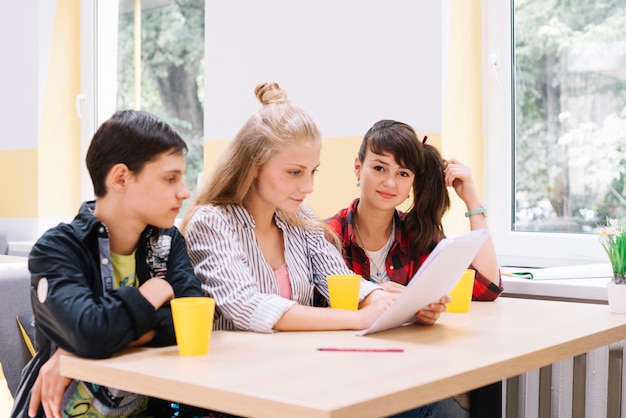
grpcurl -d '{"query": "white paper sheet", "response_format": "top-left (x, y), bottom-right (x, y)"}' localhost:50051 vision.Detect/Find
top-left (356, 229), bottom-right (490, 336)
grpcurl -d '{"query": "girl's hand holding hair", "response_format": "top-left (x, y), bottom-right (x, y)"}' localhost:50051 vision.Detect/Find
top-left (444, 158), bottom-right (500, 284)
top-left (443, 157), bottom-right (482, 207)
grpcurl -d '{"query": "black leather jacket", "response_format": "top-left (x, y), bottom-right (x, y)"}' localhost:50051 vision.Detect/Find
top-left (28, 201), bottom-right (204, 358)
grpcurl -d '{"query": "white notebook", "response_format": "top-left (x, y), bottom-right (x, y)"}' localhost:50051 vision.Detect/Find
top-left (356, 229), bottom-right (490, 336)
top-left (499, 263), bottom-right (612, 280)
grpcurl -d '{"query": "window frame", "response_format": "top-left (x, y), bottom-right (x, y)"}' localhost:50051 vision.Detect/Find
top-left (79, 0), bottom-right (120, 202)
top-left (482, 0), bottom-right (608, 268)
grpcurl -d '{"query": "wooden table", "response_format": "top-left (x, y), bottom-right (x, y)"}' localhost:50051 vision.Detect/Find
top-left (59, 298), bottom-right (626, 418)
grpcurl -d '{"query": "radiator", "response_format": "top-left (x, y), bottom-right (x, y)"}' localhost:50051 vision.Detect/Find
top-left (504, 339), bottom-right (626, 417)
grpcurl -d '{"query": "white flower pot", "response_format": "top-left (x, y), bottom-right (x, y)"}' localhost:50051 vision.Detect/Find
top-left (607, 280), bottom-right (626, 314)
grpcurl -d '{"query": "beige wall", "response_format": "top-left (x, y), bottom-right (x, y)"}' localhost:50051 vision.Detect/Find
top-left (441, 0), bottom-right (483, 235)
top-left (0, 150), bottom-right (38, 217)
top-left (38, 0), bottom-right (81, 218)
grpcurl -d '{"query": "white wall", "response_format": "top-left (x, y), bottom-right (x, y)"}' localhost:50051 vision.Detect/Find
top-left (0, 1), bottom-right (50, 150)
top-left (0, 1), bottom-right (57, 244)
top-left (205, 0), bottom-right (449, 140)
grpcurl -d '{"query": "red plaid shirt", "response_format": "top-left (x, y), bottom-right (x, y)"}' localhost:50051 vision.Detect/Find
top-left (326, 199), bottom-right (503, 301)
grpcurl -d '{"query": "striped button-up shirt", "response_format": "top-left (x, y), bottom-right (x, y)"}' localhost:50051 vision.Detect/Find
top-left (185, 204), bottom-right (381, 332)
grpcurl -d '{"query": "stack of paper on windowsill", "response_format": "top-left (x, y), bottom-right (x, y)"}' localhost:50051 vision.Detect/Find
top-left (500, 263), bottom-right (613, 280)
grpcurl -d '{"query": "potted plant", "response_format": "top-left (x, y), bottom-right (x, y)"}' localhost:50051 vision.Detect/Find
top-left (599, 218), bottom-right (626, 313)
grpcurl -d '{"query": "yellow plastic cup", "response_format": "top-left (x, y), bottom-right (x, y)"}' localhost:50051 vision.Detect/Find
top-left (447, 269), bottom-right (475, 313)
top-left (327, 274), bottom-right (361, 310)
top-left (171, 297), bottom-right (215, 356)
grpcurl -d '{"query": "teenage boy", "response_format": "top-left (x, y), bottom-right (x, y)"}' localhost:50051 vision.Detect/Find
top-left (16, 110), bottom-right (205, 418)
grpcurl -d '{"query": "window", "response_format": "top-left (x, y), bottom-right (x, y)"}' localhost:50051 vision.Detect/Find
top-left (79, 0), bottom-right (204, 209)
top-left (484, 0), bottom-right (626, 267)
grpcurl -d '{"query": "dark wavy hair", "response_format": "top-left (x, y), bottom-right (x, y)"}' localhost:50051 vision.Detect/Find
top-left (359, 120), bottom-right (450, 256)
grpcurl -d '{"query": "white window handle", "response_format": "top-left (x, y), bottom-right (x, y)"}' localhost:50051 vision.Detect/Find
top-left (490, 53), bottom-right (502, 87)
top-left (75, 93), bottom-right (86, 119)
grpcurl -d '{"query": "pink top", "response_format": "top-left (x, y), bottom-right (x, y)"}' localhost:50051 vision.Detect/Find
top-left (274, 263), bottom-right (292, 300)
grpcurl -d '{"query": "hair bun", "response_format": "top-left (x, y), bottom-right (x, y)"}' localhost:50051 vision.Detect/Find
top-left (254, 82), bottom-right (288, 105)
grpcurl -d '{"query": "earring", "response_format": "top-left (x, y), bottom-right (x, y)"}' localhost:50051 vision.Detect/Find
top-left (407, 195), bottom-right (410, 200)
top-left (356, 182), bottom-right (361, 187)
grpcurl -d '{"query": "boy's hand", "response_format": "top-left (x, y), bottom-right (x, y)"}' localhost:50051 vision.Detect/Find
top-left (139, 277), bottom-right (175, 309)
top-left (128, 330), bottom-right (157, 347)
top-left (28, 348), bottom-right (71, 418)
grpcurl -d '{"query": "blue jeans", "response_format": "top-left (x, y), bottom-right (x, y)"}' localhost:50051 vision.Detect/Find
top-left (389, 397), bottom-right (469, 418)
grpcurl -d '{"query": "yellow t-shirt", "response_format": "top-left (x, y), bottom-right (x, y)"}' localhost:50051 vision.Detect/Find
top-left (110, 251), bottom-right (139, 289)
top-left (62, 251), bottom-right (150, 418)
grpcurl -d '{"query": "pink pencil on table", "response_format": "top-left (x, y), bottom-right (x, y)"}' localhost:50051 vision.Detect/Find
top-left (317, 347), bottom-right (404, 353)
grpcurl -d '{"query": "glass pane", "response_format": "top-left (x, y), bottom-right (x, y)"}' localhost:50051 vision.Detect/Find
top-left (513, 0), bottom-right (626, 233)
top-left (117, 0), bottom-right (205, 212)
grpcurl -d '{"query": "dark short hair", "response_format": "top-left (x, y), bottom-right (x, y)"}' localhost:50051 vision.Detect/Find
top-left (86, 110), bottom-right (187, 197)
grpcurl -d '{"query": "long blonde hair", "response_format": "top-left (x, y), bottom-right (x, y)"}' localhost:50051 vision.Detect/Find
top-left (181, 82), bottom-right (322, 233)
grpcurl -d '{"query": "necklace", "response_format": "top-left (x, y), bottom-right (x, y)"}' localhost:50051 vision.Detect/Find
top-left (353, 216), bottom-right (395, 281)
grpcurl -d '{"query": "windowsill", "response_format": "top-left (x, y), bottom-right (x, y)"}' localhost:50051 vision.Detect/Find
top-left (501, 275), bottom-right (609, 304)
